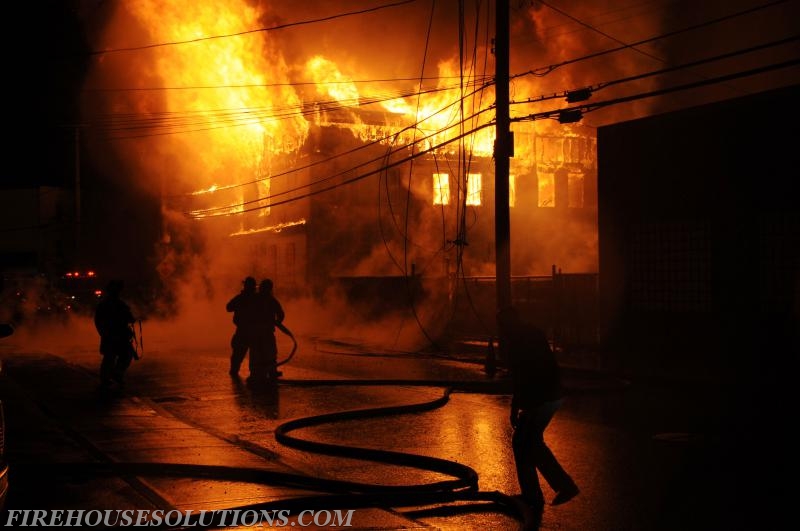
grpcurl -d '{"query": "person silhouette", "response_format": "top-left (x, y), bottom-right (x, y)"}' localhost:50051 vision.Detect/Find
top-left (226, 277), bottom-right (261, 378)
top-left (250, 278), bottom-right (285, 382)
top-left (498, 306), bottom-right (579, 509)
top-left (94, 279), bottom-right (138, 387)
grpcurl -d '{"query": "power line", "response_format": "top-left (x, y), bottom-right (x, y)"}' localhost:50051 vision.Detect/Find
top-left (531, 0), bottom-right (683, 41)
top-left (88, 85), bottom-right (450, 124)
top-left (186, 104), bottom-right (495, 217)
top-left (139, 54), bottom-right (800, 218)
top-left (82, 75), bottom-right (493, 93)
top-left (513, 56), bottom-right (800, 123)
top-left (89, 0), bottom-right (419, 55)
top-left (514, 0), bottom-right (791, 78)
top-left (537, 0), bottom-right (665, 65)
top-left (84, 80), bottom-right (492, 139)
top-left (509, 34), bottom-right (800, 106)
top-left (160, 80), bottom-right (494, 200)
top-left (96, 84), bottom-right (496, 209)
top-left (535, 0), bottom-right (793, 100)
top-left (186, 120), bottom-right (494, 218)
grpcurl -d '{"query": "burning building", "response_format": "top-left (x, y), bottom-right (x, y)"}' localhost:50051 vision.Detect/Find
top-left (76, 0), bottom-right (610, 349)
top-left (165, 89), bottom-right (598, 346)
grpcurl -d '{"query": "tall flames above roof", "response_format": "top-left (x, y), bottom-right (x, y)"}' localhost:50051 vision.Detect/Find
top-left (81, 0), bottom-right (668, 198)
top-left (78, 0), bottom-right (630, 287)
top-left (83, 0), bottom-right (523, 198)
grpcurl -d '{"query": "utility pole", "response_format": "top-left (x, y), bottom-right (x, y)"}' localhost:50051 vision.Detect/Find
top-left (74, 126), bottom-right (81, 266)
top-left (495, 0), bottom-right (512, 319)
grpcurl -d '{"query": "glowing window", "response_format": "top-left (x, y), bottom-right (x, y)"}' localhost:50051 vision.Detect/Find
top-left (466, 173), bottom-right (482, 206)
top-left (538, 170), bottom-right (555, 207)
top-left (433, 173), bottom-right (450, 205)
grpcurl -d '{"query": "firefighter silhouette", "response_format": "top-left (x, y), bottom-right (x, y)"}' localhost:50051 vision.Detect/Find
top-left (500, 306), bottom-right (579, 508)
top-left (226, 277), bottom-right (261, 378)
top-left (94, 279), bottom-right (138, 387)
top-left (252, 278), bottom-right (286, 382)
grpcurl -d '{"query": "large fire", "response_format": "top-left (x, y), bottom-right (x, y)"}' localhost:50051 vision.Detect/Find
top-left (82, 0), bottom-right (609, 294)
top-left (116, 0), bottom-right (502, 199)
top-left (93, 0), bottom-right (310, 222)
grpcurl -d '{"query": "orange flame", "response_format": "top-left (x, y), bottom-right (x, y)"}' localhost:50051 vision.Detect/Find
top-left (378, 59), bottom-right (496, 157)
top-left (306, 56), bottom-right (360, 107)
top-left (119, 0), bottom-right (308, 211)
top-left (97, 1), bottom-right (589, 221)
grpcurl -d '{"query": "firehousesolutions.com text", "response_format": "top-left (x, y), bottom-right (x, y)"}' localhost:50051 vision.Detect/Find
top-left (4, 509), bottom-right (357, 527)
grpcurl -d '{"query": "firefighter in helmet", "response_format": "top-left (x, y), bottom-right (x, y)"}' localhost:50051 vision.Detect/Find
top-left (226, 276), bottom-right (261, 378)
top-left (94, 279), bottom-right (138, 386)
top-left (251, 278), bottom-right (286, 381)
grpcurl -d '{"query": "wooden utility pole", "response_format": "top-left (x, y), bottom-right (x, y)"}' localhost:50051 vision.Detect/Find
top-left (74, 126), bottom-right (81, 265)
top-left (495, 0), bottom-right (512, 317)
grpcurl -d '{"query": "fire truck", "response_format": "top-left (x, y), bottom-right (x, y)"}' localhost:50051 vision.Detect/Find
top-left (56, 269), bottom-right (104, 316)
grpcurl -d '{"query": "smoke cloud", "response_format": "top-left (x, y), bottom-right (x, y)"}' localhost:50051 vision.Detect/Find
top-left (73, 0), bottom-right (746, 353)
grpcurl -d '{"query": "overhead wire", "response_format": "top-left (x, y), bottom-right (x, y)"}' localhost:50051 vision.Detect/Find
top-left (185, 90), bottom-right (496, 215)
top-left (79, 2), bottom-right (792, 296)
top-left (528, 0), bottom-right (684, 42)
top-left (509, 33), bottom-right (800, 106)
top-left (386, 0), bottom-right (441, 351)
top-left (403, 0), bottom-right (438, 274)
top-left (513, 0), bottom-right (791, 78)
top-left (537, 0), bottom-right (666, 65)
top-left (166, 2), bottom-right (796, 222)
top-left (168, 80), bottom-right (494, 204)
top-left (451, 0), bottom-right (497, 340)
top-left (85, 80), bottom-right (490, 139)
top-left (82, 74), bottom-right (493, 93)
top-left (88, 0), bottom-right (420, 55)
top-left (189, 54), bottom-right (800, 218)
top-left (86, 79), bottom-right (489, 123)
top-left (186, 118), bottom-right (496, 218)
top-left (418, 0), bottom-right (498, 349)
top-left (512, 56), bottom-right (800, 123)
top-left (455, 0), bottom-right (473, 279)
top-left (534, 0), bottom-right (793, 99)
top-left (84, 0), bottom-right (791, 139)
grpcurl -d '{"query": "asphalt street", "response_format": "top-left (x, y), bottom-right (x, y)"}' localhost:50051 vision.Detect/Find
top-left (0, 317), bottom-right (751, 530)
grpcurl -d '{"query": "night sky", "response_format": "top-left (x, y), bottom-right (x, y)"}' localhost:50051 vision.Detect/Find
top-left (1, 2), bottom-right (90, 188)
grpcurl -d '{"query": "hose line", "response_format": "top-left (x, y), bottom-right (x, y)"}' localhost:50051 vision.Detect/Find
top-left (22, 324), bottom-right (532, 529)
top-left (19, 380), bottom-right (532, 529)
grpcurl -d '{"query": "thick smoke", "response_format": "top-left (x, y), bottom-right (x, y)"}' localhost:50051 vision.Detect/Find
top-left (73, 0), bottom-right (714, 353)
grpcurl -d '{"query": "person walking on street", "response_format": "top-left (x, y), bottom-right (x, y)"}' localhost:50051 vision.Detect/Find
top-left (94, 279), bottom-right (138, 387)
top-left (252, 278), bottom-right (286, 381)
top-left (499, 306), bottom-right (579, 509)
top-left (226, 276), bottom-right (261, 378)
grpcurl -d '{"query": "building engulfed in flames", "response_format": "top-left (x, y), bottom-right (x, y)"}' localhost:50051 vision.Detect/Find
top-left (85, 0), bottom-right (599, 346)
top-left (167, 102), bottom-right (597, 331)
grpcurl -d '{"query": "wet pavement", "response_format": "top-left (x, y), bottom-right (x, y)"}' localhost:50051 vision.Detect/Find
top-left (0, 320), bottom-right (765, 530)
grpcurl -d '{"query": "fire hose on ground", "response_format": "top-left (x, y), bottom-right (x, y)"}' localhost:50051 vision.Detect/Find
top-left (269, 324), bottom-right (534, 527)
top-left (21, 382), bottom-right (535, 530)
top-left (19, 323), bottom-right (537, 530)
top-left (275, 322), bottom-right (297, 368)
